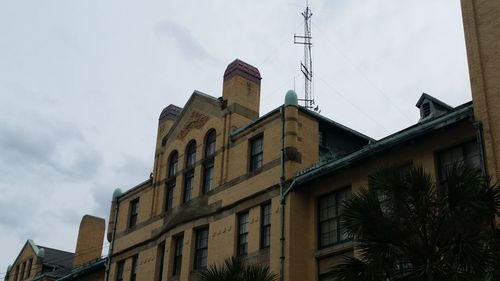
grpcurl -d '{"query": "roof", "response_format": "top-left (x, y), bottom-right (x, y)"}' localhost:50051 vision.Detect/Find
top-left (230, 105), bottom-right (373, 143)
top-left (55, 258), bottom-right (107, 281)
top-left (416, 93), bottom-right (453, 110)
top-left (292, 101), bottom-right (473, 187)
top-left (37, 245), bottom-right (74, 269)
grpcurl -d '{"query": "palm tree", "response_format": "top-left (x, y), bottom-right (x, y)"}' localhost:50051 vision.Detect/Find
top-left (328, 165), bottom-right (500, 281)
top-left (197, 257), bottom-right (278, 281)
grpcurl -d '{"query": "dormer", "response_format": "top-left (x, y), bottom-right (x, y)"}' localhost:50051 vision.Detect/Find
top-left (416, 93), bottom-right (453, 122)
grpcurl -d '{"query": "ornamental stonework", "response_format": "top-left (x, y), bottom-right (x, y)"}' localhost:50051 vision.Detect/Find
top-left (177, 111), bottom-right (209, 140)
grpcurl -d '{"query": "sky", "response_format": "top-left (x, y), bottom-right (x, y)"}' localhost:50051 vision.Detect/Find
top-left (0, 0), bottom-right (471, 277)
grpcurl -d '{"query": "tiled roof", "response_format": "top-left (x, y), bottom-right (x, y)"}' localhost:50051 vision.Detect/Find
top-left (223, 59), bottom-right (262, 85)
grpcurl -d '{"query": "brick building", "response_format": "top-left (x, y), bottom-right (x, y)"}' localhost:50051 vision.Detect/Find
top-left (104, 1), bottom-right (500, 279)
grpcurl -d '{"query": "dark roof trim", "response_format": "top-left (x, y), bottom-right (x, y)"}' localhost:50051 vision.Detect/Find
top-left (293, 102), bottom-right (473, 187)
top-left (117, 178), bottom-right (152, 200)
top-left (230, 107), bottom-right (281, 139)
top-left (298, 107), bottom-right (374, 142)
top-left (55, 258), bottom-right (107, 281)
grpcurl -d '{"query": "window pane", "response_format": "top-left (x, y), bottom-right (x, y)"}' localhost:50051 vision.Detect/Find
top-left (205, 130), bottom-right (216, 158)
top-left (168, 152), bottom-right (178, 178)
top-left (184, 172), bottom-right (193, 202)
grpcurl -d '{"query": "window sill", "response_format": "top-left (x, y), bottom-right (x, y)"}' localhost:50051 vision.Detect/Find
top-left (315, 240), bottom-right (353, 259)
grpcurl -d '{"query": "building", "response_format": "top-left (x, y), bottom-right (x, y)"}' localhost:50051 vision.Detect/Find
top-left (5, 216), bottom-right (106, 281)
top-left (106, 1), bottom-right (500, 280)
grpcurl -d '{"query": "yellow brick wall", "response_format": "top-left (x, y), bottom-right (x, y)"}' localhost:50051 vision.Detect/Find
top-left (461, 0), bottom-right (500, 182)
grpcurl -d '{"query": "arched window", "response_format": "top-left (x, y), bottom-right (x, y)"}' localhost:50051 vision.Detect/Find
top-left (203, 130), bottom-right (216, 194)
top-left (183, 140), bottom-right (196, 202)
top-left (165, 151), bottom-right (178, 212)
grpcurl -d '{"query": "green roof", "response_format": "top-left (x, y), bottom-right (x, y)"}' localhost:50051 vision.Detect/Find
top-left (292, 102), bottom-right (473, 187)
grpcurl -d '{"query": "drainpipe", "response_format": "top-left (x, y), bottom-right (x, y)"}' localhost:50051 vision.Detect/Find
top-left (104, 197), bottom-right (120, 281)
top-left (473, 121), bottom-right (488, 178)
top-left (279, 105), bottom-right (285, 281)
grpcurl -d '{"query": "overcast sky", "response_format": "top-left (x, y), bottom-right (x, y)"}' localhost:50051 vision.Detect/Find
top-left (0, 0), bottom-right (471, 276)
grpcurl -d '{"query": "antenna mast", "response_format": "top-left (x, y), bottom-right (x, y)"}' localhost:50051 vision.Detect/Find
top-left (294, 1), bottom-right (316, 111)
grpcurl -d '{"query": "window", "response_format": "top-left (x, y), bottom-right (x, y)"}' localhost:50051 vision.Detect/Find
top-left (203, 130), bottom-right (216, 194)
top-left (172, 236), bottom-right (183, 276)
top-left (194, 228), bottom-right (209, 269)
top-left (26, 259), bottom-right (32, 278)
top-left (20, 262), bottom-right (25, 280)
top-left (155, 243), bottom-right (165, 281)
top-left (260, 203), bottom-right (271, 249)
top-left (130, 255), bottom-right (138, 281)
top-left (129, 198), bottom-right (139, 229)
top-left (116, 261), bottom-right (125, 281)
top-left (166, 151), bottom-right (178, 211)
top-left (14, 265), bottom-right (19, 281)
top-left (249, 136), bottom-right (263, 172)
top-left (318, 187), bottom-right (351, 248)
top-left (237, 212), bottom-right (249, 255)
top-left (183, 171), bottom-right (194, 202)
top-left (165, 182), bottom-right (175, 212)
top-left (168, 151), bottom-right (178, 178)
top-left (437, 140), bottom-right (481, 182)
top-left (184, 141), bottom-right (196, 202)
top-left (186, 141), bottom-right (197, 168)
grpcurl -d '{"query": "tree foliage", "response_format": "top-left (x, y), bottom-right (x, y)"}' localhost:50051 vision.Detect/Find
top-left (197, 256), bottom-right (278, 281)
top-left (328, 165), bottom-right (500, 281)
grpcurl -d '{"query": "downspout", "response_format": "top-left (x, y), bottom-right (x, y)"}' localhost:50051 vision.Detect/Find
top-left (104, 197), bottom-right (120, 281)
top-left (279, 105), bottom-right (285, 281)
top-left (474, 121), bottom-right (488, 178)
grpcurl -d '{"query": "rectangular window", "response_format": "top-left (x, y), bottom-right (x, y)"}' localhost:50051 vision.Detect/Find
top-left (14, 265), bottom-right (19, 281)
top-left (437, 140), bottom-right (481, 182)
top-left (165, 182), bottom-right (175, 212)
top-left (203, 162), bottom-right (214, 194)
top-left (260, 203), bottom-right (271, 249)
top-left (249, 136), bottom-right (263, 172)
top-left (318, 187), bottom-right (351, 248)
top-left (26, 259), bottom-right (32, 278)
top-left (155, 243), bottom-right (165, 281)
top-left (183, 171), bottom-right (194, 203)
top-left (237, 212), bottom-right (249, 255)
top-left (129, 198), bottom-right (139, 228)
top-left (116, 261), bottom-right (125, 281)
top-left (130, 255), bottom-right (138, 281)
top-left (172, 236), bottom-right (184, 276)
top-left (194, 228), bottom-right (209, 269)
top-left (20, 262), bottom-right (25, 280)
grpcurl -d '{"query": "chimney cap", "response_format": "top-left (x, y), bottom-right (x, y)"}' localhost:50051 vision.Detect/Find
top-left (159, 104), bottom-right (182, 122)
top-left (224, 59), bottom-right (261, 85)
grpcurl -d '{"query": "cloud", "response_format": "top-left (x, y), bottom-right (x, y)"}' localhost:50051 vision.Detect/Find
top-left (0, 118), bottom-right (102, 182)
top-left (154, 20), bottom-right (218, 63)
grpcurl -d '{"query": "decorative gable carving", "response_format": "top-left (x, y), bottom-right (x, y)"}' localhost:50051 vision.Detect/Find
top-left (177, 111), bottom-right (210, 140)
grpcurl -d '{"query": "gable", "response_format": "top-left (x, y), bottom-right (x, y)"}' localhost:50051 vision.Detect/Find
top-left (162, 91), bottom-right (222, 150)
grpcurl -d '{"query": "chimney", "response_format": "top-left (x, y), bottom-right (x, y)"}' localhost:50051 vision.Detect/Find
top-left (222, 59), bottom-right (262, 119)
top-left (156, 104), bottom-right (182, 149)
top-left (73, 215), bottom-right (105, 268)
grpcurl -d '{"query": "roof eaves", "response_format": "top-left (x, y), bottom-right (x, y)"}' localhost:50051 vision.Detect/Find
top-left (117, 178), bottom-right (153, 200)
top-left (293, 103), bottom-right (473, 186)
top-left (229, 107), bottom-right (281, 139)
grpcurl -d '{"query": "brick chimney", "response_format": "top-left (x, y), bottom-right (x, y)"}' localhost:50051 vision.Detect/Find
top-left (222, 59), bottom-right (262, 120)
